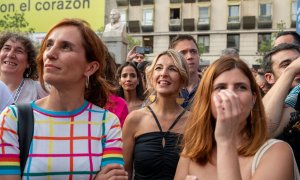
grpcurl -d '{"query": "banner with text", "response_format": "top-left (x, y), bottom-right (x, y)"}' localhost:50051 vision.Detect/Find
top-left (0, 0), bottom-right (105, 32)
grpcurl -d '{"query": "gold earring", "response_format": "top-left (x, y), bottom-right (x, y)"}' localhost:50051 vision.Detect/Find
top-left (176, 97), bottom-right (185, 105)
top-left (149, 95), bottom-right (156, 102)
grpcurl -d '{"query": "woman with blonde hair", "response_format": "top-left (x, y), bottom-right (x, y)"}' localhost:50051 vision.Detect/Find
top-left (123, 49), bottom-right (190, 179)
top-left (175, 56), bottom-right (299, 180)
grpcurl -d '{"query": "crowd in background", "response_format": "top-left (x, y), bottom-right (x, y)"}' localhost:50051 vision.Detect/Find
top-left (0, 18), bottom-right (299, 180)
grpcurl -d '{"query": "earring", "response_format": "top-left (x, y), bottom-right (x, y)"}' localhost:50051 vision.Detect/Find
top-left (25, 68), bottom-right (31, 78)
top-left (176, 97), bottom-right (185, 105)
top-left (86, 76), bottom-right (89, 88)
top-left (149, 95), bottom-right (156, 102)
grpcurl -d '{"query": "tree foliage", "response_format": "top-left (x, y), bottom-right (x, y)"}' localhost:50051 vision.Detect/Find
top-left (0, 12), bottom-right (35, 33)
top-left (127, 36), bottom-right (141, 49)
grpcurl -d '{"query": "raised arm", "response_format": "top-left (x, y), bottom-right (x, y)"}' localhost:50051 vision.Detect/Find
top-left (263, 57), bottom-right (300, 137)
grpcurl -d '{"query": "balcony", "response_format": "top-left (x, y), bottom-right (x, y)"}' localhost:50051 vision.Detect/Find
top-left (169, 19), bottom-right (182, 31)
top-left (197, 17), bottom-right (210, 30)
top-left (170, 0), bottom-right (182, 3)
top-left (227, 16), bottom-right (240, 29)
top-left (130, 0), bottom-right (141, 6)
top-left (257, 15), bottom-right (272, 29)
top-left (242, 16), bottom-right (255, 29)
top-left (128, 20), bottom-right (140, 33)
top-left (116, 0), bottom-right (129, 6)
top-left (143, 0), bottom-right (154, 4)
top-left (141, 21), bottom-right (154, 32)
top-left (184, 0), bottom-right (196, 3)
top-left (183, 18), bottom-right (195, 31)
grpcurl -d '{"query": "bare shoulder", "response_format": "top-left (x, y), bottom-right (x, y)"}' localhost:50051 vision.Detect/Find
top-left (123, 107), bottom-right (149, 128)
top-left (253, 140), bottom-right (294, 179)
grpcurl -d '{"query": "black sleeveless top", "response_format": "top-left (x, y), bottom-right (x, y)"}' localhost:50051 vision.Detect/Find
top-left (133, 106), bottom-right (186, 180)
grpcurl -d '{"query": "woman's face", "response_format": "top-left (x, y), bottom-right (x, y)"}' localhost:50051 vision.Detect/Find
top-left (151, 54), bottom-right (182, 96)
top-left (43, 25), bottom-right (92, 87)
top-left (119, 65), bottom-right (139, 91)
top-left (0, 39), bottom-right (29, 77)
top-left (210, 68), bottom-right (256, 123)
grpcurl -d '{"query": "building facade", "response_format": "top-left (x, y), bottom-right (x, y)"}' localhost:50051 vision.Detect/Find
top-left (109, 0), bottom-right (296, 67)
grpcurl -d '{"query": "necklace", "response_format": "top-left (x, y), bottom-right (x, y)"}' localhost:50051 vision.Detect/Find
top-left (14, 79), bottom-right (25, 102)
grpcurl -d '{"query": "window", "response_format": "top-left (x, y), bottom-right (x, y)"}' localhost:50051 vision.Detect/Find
top-left (143, 9), bottom-right (154, 25)
top-left (292, 1), bottom-right (297, 21)
top-left (198, 7), bottom-right (209, 24)
top-left (227, 34), bottom-right (240, 50)
top-left (259, 3), bottom-right (272, 20)
top-left (170, 8), bottom-right (180, 19)
top-left (119, 9), bottom-right (127, 23)
top-left (198, 35), bottom-right (210, 53)
top-left (228, 5), bottom-right (240, 23)
top-left (258, 33), bottom-right (271, 51)
top-left (143, 36), bottom-right (153, 54)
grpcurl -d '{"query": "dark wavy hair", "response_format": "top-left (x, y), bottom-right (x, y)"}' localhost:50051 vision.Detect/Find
top-left (116, 62), bottom-right (145, 101)
top-left (36, 18), bottom-right (113, 107)
top-left (0, 32), bottom-right (37, 79)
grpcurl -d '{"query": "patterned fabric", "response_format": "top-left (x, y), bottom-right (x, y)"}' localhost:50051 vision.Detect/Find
top-left (285, 84), bottom-right (300, 108)
top-left (179, 85), bottom-right (198, 109)
top-left (0, 100), bottom-right (123, 179)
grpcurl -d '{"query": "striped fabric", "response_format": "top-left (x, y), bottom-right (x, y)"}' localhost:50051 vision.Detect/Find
top-left (0, 100), bottom-right (124, 179)
top-left (285, 84), bottom-right (300, 108)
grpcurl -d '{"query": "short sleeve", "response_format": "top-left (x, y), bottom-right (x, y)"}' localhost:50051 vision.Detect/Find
top-left (0, 105), bottom-right (21, 175)
top-left (100, 112), bottom-right (124, 168)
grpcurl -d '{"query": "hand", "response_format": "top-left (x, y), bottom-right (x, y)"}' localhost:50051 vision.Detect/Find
top-left (94, 164), bottom-right (128, 180)
top-left (213, 90), bottom-right (242, 144)
top-left (185, 175), bottom-right (198, 180)
top-left (126, 46), bottom-right (138, 62)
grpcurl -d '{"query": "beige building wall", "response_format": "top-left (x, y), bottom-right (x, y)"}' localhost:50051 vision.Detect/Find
top-left (112, 0), bottom-right (296, 67)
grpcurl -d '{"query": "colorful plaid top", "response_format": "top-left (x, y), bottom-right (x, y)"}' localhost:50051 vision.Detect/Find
top-left (0, 100), bottom-right (124, 179)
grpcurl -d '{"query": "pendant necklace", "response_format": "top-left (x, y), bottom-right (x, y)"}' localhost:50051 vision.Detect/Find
top-left (13, 79), bottom-right (25, 102)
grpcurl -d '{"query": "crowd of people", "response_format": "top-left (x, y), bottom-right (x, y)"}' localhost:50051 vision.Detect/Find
top-left (0, 17), bottom-right (299, 180)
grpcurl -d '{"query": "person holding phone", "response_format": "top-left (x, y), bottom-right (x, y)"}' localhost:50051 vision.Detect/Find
top-left (126, 46), bottom-right (145, 64)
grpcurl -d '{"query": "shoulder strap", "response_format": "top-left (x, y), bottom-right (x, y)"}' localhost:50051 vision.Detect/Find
top-left (146, 106), bottom-right (186, 133)
top-left (251, 139), bottom-right (280, 175)
top-left (17, 103), bottom-right (34, 177)
top-left (168, 109), bottom-right (186, 131)
top-left (147, 106), bottom-right (163, 132)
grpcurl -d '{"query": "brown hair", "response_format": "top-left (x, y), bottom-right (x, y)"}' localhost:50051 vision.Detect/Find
top-left (36, 18), bottom-right (113, 107)
top-left (181, 56), bottom-right (268, 165)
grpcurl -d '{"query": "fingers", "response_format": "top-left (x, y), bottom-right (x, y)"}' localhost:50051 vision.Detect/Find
top-left (95, 164), bottom-right (128, 180)
top-left (215, 90), bottom-right (240, 120)
top-left (185, 175), bottom-right (198, 180)
top-left (99, 164), bottom-right (124, 174)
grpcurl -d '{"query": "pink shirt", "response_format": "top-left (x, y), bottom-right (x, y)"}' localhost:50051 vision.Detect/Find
top-left (105, 94), bottom-right (129, 127)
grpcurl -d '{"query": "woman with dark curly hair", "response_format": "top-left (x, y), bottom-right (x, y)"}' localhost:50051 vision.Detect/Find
top-left (0, 32), bottom-right (47, 103)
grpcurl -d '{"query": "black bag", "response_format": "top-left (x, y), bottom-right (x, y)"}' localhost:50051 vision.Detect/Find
top-left (16, 103), bottom-right (34, 177)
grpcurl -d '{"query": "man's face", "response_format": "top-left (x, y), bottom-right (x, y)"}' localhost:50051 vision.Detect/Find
top-left (172, 40), bottom-right (200, 75)
top-left (110, 11), bottom-right (119, 24)
top-left (274, 34), bottom-right (295, 46)
top-left (266, 49), bottom-right (300, 88)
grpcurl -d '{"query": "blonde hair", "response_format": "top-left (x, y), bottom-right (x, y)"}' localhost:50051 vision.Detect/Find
top-left (181, 56), bottom-right (268, 165)
top-left (145, 49), bottom-right (189, 96)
